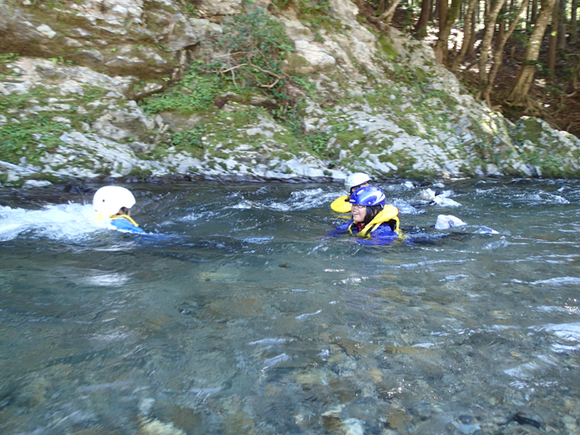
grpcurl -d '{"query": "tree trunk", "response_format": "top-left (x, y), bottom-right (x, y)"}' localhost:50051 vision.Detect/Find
top-left (452, 0), bottom-right (479, 69)
top-left (368, 0), bottom-right (405, 26)
top-left (378, 0), bottom-right (387, 14)
top-left (434, 0), bottom-right (463, 63)
top-left (467, 6), bottom-right (477, 56)
top-left (548, 0), bottom-right (559, 78)
top-left (439, 0), bottom-right (449, 28)
top-left (478, 0), bottom-right (508, 90)
top-left (415, 0), bottom-right (434, 37)
top-left (497, 21), bottom-right (505, 45)
top-left (531, 0), bottom-right (539, 24)
top-left (481, 0), bottom-right (530, 104)
top-left (505, 0), bottom-right (557, 105)
top-left (571, 0), bottom-right (578, 43)
top-left (557, 0), bottom-right (567, 50)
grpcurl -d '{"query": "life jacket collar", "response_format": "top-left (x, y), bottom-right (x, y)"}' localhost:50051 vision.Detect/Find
top-left (348, 205), bottom-right (400, 238)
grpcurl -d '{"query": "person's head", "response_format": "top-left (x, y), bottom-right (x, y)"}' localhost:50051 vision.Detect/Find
top-left (344, 173), bottom-right (371, 195)
top-left (349, 186), bottom-right (385, 224)
top-left (93, 186), bottom-right (136, 217)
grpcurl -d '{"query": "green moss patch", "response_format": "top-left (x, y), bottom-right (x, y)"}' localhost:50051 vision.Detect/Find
top-left (0, 116), bottom-right (69, 165)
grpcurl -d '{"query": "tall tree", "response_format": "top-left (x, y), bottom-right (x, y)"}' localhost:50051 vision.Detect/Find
top-left (434, 0), bottom-right (464, 62)
top-left (530, 0), bottom-right (539, 24)
top-left (478, 0), bottom-right (509, 91)
top-left (439, 0), bottom-right (449, 29)
top-left (548, 0), bottom-right (560, 78)
top-left (505, 0), bottom-right (557, 105)
top-left (452, 0), bottom-right (479, 69)
top-left (415, 0), bottom-right (434, 37)
top-left (557, 0), bottom-right (567, 49)
top-left (481, 0), bottom-right (530, 104)
top-left (571, 0), bottom-right (578, 43)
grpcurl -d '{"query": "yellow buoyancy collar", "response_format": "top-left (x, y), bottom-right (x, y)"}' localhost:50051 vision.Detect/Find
top-left (110, 214), bottom-right (140, 227)
top-left (348, 205), bottom-right (400, 238)
top-left (330, 195), bottom-right (352, 213)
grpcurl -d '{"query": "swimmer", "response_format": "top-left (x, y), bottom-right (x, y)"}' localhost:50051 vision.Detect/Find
top-left (93, 186), bottom-right (144, 234)
top-left (328, 186), bottom-right (405, 245)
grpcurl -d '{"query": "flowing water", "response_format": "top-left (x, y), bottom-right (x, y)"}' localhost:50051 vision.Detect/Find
top-left (1, 178), bottom-right (579, 434)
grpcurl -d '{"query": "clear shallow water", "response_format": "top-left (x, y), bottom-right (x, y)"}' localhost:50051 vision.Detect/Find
top-left (1, 179), bottom-right (579, 434)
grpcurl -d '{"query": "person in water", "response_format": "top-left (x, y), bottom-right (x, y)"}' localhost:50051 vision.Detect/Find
top-left (330, 172), bottom-right (371, 213)
top-left (93, 186), bottom-right (144, 234)
top-left (328, 186), bottom-right (403, 245)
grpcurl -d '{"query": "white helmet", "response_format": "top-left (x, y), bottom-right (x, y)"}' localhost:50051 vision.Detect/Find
top-left (344, 173), bottom-right (371, 193)
top-left (93, 186), bottom-right (136, 217)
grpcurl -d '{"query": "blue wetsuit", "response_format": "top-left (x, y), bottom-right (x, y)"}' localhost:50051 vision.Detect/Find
top-left (110, 215), bottom-right (144, 234)
top-left (328, 206), bottom-right (409, 245)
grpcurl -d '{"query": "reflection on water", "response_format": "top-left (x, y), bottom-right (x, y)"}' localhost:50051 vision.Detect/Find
top-left (1, 179), bottom-right (580, 434)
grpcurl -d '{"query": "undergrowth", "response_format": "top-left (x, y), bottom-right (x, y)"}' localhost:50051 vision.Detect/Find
top-left (0, 116), bottom-right (69, 164)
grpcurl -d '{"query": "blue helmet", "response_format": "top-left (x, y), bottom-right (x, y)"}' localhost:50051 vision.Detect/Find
top-left (349, 186), bottom-right (386, 207)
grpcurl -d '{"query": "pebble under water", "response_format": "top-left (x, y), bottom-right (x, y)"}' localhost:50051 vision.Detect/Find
top-left (1, 178), bottom-right (579, 434)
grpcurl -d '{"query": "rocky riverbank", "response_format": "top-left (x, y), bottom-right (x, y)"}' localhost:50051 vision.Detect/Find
top-left (1, 0), bottom-right (579, 187)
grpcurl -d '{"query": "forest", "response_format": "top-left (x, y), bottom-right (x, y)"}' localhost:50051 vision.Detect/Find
top-left (349, 0), bottom-right (580, 137)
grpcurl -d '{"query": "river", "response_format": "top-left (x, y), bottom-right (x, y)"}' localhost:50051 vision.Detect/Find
top-left (1, 178), bottom-right (579, 434)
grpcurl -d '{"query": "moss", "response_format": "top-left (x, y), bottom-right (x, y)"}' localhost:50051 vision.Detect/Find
top-left (215, 151), bottom-right (230, 160)
top-left (379, 150), bottom-right (419, 175)
top-left (140, 71), bottom-right (223, 115)
top-left (377, 35), bottom-right (398, 59)
top-left (286, 53), bottom-right (310, 71)
top-left (0, 117), bottom-right (70, 165)
top-left (129, 166), bottom-right (153, 180)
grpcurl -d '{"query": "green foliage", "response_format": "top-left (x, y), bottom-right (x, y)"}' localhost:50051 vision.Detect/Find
top-left (149, 125), bottom-right (207, 160)
top-left (0, 116), bottom-right (69, 164)
top-left (272, 0), bottom-right (329, 14)
top-left (215, 10), bottom-right (294, 86)
top-left (305, 131), bottom-right (331, 154)
top-left (140, 71), bottom-right (222, 115)
top-left (272, 0), bottom-right (293, 8)
top-left (81, 85), bottom-right (109, 102)
top-left (139, 11), bottom-right (297, 116)
top-left (177, 0), bottom-right (197, 16)
top-left (0, 53), bottom-right (19, 63)
top-left (48, 56), bottom-right (74, 66)
top-left (297, 0), bottom-right (330, 15)
top-left (171, 127), bottom-right (205, 151)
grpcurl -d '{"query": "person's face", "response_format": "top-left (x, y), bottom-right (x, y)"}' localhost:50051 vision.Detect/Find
top-left (351, 204), bottom-right (366, 223)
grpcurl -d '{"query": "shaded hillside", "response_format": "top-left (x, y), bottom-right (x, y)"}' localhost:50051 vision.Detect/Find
top-left (357, 2), bottom-right (580, 138)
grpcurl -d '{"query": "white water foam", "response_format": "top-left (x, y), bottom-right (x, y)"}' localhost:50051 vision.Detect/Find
top-left (0, 203), bottom-right (109, 242)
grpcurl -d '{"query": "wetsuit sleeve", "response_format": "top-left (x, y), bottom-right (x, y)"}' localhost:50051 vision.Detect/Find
top-left (111, 218), bottom-right (145, 234)
top-left (326, 221), bottom-right (352, 237)
top-left (330, 196), bottom-right (352, 213)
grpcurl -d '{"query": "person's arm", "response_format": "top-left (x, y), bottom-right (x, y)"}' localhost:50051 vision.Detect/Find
top-left (326, 221), bottom-right (352, 237)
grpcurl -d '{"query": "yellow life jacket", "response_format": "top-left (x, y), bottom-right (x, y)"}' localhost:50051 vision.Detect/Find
top-left (95, 211), bottom-right (140, 227)
top-left (110, 214), bottom-right (140, 227)
top-left (348, 205), bottom-right (401, 238)
top-left (331, 195), bottom-right (352, 213)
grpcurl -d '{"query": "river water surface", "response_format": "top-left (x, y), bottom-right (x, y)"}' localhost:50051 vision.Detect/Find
top-left (1, 178), bottom-right (579, 434)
